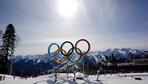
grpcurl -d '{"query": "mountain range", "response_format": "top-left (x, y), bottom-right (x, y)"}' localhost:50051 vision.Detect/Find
top-left (12, 48), bottom-right (148, 76)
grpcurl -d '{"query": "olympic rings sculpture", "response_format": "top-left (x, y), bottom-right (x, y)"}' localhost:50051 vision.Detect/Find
top-left (48, 39), bottom-right (90, 64)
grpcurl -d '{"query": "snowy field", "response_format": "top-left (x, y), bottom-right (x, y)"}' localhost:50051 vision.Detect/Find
top-left (0, 73), bottom-right (148, 84)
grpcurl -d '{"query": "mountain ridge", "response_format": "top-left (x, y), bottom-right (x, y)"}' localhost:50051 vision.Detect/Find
top-left (12, 48), bottom-right (148, 76)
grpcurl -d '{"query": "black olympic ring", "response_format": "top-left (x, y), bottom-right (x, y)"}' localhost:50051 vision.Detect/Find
top-left (60, 41), bottom-right (74, 56)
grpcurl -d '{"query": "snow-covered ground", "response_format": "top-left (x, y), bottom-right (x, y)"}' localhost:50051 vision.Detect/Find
top-left (0, 73), bottom-right (148, 84)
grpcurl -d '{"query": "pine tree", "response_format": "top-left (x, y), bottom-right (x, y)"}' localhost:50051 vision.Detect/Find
top-left (0, 24), bottom-right (16, 74)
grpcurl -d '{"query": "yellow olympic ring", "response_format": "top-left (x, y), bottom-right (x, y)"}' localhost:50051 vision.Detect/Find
top-left (53, 48), bottom-right (68, 64)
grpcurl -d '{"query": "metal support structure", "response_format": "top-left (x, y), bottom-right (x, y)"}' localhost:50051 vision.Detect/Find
top-left (52, 59), bottom-right (54, 75)
top-left (67, 62), bottom-right (68, 79)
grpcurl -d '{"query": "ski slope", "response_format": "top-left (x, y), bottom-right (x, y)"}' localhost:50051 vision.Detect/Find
top-left (0, 73), bottom-right (148, 84)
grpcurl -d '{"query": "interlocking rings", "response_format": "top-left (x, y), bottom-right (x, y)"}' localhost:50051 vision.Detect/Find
top-left (67, 47), bottom-right (82, 63)
top-left (53, 48), bottom-right (68, 64)
top-left (60, 41), bottom-right (74, 56)
top-left (48, 39), bottom-right (90, 64)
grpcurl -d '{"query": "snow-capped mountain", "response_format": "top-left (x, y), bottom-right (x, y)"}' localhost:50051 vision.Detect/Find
top-left (12, 48), bottom-right (148, 76)
top-left (12, 54), bottom-right (65, 76)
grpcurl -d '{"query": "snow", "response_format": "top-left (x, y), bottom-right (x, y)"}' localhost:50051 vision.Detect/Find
top-left (1, 73), bottom-right (148, 84)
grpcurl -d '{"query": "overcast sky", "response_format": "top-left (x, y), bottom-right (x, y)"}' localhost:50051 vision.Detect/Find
top-left (0, 0), bottom-right (148, 55)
